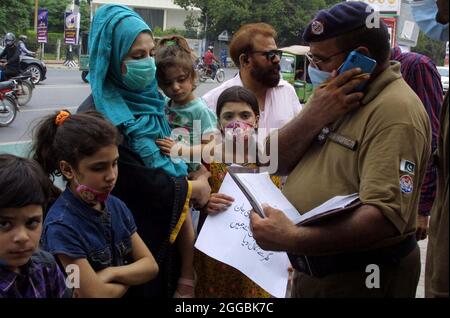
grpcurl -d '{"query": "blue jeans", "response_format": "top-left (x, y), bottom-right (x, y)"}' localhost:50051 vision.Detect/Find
top-left (209, 64), bottom-right (217, 79)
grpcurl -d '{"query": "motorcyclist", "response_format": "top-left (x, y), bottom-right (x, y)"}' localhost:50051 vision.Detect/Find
top-left (18, 35), bottom-right (36, 57)
top-left (0, 33), bottom-right (21, 80)
top-left (203, 46), bottom-right (219, 79)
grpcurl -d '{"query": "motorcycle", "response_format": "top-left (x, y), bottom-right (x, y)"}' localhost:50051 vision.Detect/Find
top-left (196, 60), bottom-right (225, 83)
top-left (0, 80), bottom-right (20, 127)
top-left (0, 62), bottom-right (34, 106)
top-left (9, 72), bottom-right (34, 106)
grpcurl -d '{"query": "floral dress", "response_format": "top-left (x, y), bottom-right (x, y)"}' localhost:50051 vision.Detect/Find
top-left (194, 162), bottom-right (281, 298)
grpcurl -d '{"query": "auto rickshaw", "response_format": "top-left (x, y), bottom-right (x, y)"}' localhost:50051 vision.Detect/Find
top-left (79, 31), bottom-right (89, 83)
top-left (279, 45), bottom-right (314, 103)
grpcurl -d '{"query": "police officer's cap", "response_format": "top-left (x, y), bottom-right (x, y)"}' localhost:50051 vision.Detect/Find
top-left (303, 1), bottom-right (375, 43)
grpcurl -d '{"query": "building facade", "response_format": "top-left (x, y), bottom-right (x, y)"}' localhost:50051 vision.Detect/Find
top-left (91, 0), bottom-right (200, 31)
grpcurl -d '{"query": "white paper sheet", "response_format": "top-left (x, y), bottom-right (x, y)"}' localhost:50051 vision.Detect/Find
top-left (195, 173), bottom-right (291, 298)
top-left (235, 172), bottom-right (302, 223)
top-left (296, 193), bottom-right (359, 224)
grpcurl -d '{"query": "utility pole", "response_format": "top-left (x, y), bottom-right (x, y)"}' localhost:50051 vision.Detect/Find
top-left (34, 0), bottom-right (39, 32)
top-left (204, 10), bottom-right (208, 56)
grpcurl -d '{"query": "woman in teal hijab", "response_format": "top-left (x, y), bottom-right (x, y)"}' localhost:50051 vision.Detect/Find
top-left (89, 4), bottom-right (187, 177)
top-left (80, 4), bottom-right (211, 298)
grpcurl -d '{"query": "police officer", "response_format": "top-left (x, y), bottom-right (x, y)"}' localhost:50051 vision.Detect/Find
top-left (250, 1), bottom-right (431, 297)
top-left (0, 33), bottom-right (21, 80)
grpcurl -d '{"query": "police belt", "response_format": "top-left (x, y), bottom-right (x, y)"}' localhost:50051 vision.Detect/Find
top-left (289, 235), bottom-right (417, 278)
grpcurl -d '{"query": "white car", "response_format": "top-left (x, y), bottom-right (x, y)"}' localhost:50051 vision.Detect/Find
top-left (437, 66), bottom-right (449, 94)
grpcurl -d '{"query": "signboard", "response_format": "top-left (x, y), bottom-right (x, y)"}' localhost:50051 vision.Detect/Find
top-left (347, 0), bottom-right (401, 14)
top-left (396, 1), bottom-right (420, 49)
top-left (381, 17), bottom-right (397, 48)
top-left (64, 11), bottom-right (80, 45)
top-left (218, 30), bottom-right (230, 42)
top-left (37, 8), bottom-right (48, 43)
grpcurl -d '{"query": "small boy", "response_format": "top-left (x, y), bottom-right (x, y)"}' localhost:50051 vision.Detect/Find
top-left (0, 154), bottom-right (69, 298)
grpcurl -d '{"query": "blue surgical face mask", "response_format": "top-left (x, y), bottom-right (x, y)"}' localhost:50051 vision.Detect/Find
top-left (122, 56), bottom-right (156, 91)
top-left (308, 65), bottom-right (332, 87)
top-left (411, 0), bottom-right (449, 42)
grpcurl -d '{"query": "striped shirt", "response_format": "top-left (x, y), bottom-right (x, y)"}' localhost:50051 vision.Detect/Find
top-left (391, 47), bottom-right (443, 216)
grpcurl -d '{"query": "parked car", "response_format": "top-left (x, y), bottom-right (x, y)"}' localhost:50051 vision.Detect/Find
top-left (437, 66), bottom-right (449, 94)
top-left (0, 45), bottom-right (47, 85)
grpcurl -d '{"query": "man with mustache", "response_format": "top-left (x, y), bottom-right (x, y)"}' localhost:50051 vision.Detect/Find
top-left (250, 1), bottom-right (431, 297)
top-left (203, 23), bottom-right (302, 137)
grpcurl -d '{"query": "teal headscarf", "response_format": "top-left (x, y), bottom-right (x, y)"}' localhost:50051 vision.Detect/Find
top-left (88, 4), bottom-right (187, 177)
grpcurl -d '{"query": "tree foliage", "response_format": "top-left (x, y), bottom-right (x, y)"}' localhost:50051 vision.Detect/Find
top-left (0, 0), bottom-right (91, 36)
top-left (1, 0), bottom-right (446, 64)
top-left (38, 0), bottom-right (91, 33)
top-left (0, 0), bottom-right (34, 35)
top-left (412, 32), bottom-right (447, 66)
top-left (174, 0), bottom-right (446, 63)
top-left (174, 0), bottom-right (336, 45)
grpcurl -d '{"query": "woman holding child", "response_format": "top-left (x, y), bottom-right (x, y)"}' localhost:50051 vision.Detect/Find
top-left (77, 4), bottom-right (210, 298)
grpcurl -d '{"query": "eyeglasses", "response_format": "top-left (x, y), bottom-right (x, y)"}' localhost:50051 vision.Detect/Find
top-left (248, 49), bottom-right (283, 62)
top-left (305, 49), bottom-right (350, 69)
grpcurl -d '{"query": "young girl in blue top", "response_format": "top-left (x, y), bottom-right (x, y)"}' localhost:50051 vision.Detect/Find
top-left (154, 36), bottom-right (218, 297)
top-left (33, 110), bottom-right (159, 298)
top-left (155, 35), bottom-right (218, 171)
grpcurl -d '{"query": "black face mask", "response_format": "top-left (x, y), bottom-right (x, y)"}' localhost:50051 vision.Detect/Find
top-left (250, 61), bottom-right (281, 88)
top-left (5, 40), bottom-right (14, 47)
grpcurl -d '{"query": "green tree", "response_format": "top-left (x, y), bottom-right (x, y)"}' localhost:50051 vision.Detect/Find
top-left (38, 0), bottom-right (91, 33)
top-left (412, 32), bottom-right (447, 66)
top-left (0, 0), bottom-right (34, 35)
top-left (174, 0), bottom-right (337, 46)
top-left (184, 11), bottom-right (201, 38)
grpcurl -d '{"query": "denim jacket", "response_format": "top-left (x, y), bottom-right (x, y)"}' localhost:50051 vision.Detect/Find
top-left (41, 188), bottom-right (137, 272)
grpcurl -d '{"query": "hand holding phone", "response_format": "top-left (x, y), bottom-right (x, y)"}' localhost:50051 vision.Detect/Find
top-left (338, 51), bottom-right (377, 91)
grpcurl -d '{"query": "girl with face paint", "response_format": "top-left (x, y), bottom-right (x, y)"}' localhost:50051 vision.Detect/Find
top-left (32, 110), bottom-right (159, 297)
top-left (194, 86), bottom-right (282, 298)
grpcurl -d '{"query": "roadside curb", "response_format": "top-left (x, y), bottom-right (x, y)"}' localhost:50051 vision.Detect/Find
top-left (43, 60), bottom-right (80, 70)
top-left (45, 63), bottom-right (79, 70)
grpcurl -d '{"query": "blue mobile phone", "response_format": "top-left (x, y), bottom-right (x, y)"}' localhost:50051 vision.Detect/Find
top-left (338, 51), bottom-right (377, 91)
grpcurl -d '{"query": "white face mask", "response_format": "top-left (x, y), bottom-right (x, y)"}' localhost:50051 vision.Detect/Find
top-left (411, 0), bottom-right (449, 42)
top-left (308, 65), bottom-right (332, 87)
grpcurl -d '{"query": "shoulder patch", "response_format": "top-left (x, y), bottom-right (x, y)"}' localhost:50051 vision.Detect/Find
top-left (400, 159), bottom-right (415, 175)
top-left (400, 175), bottom-right (414, 194)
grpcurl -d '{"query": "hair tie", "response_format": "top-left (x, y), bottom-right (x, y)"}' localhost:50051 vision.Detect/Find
top-left (55, 110), bottom-right (71, 126)
top-left (166, 40), bottom-right (177, 46)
